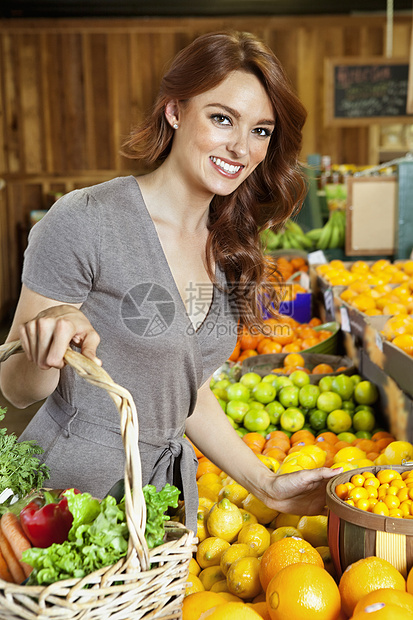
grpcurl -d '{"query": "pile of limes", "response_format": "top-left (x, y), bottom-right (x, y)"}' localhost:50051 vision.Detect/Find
top-left (210, 368), bottom-right (381, 440)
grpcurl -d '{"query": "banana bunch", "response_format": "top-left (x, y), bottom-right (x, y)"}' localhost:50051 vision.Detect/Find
top-left (261, 220), bottom-right (314, 251)
top-left (307, 209), bottom-right (346, 250)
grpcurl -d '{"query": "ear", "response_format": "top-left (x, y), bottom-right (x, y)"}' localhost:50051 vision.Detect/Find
top-left (164, 100), bottom-right (180, 128)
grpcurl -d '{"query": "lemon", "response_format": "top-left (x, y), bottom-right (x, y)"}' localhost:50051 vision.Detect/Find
top-left (188, 557), bottom-right (201, 576)
top-left (384, 441), bottom-right (413, 465)
top-left (256, 453), bottom-right (280, 473)
top-left (327, 409), bottom-right (352, 434)
top-left (270, 526), bottom-right (303, 543)
top-left (209, 579), bottom-right (231, 593)
top-left (295, 444), bottom-right (327, 468)
top-left (239, 509), bottom-right (258, 526)
top-left (198, 473), bottom-right (223, 487)
top-left (199, 496), bottom-right (215, 512)
top-left (218, 482), bottom-right (249, 507)
top-left (273, 513), bottom-right (301, 528)
top-left (185, 573), bottom-right (205, 595)
top-left (196, 537), bottom-right (231, 569)
top-left (226, 556), bottom-right (263, 599)
top-left (207, 499), bottom-right (244, 542)
top-left (237, 523), bottom-right (271, 557)
top-left (197, 484), bottom-right (220, 503)
top-left (199, 565), bottom-right (226, 590)
top-left (220, 543), bottom-right (252, 576)
top-left (196, 506), bottom-right (210, 543)
top-left (333, 446), bottom-right (367, 463)
top-left (296, 515), bottom-right (328, 547)
top-left (277, 461), bottom-right (304, 474)
top-left (242, 494), bottom-right (279, 524)
top-left (330, 461), bottom-right (356, 471)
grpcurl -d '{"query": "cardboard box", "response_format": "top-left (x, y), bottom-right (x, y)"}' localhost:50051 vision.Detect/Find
top-left (383, 340), bottom-right (413, 400)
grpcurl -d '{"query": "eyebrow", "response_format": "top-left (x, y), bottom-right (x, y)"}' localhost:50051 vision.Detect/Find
top-left (206, 103), bottom-right (275, 126)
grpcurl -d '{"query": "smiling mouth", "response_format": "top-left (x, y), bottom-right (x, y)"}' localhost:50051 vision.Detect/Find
top-left (210, 156), bottom-right (244, 175)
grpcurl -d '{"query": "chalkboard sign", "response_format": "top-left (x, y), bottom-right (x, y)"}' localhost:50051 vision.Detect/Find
top-left (325, 57), bottom-right (413, 126)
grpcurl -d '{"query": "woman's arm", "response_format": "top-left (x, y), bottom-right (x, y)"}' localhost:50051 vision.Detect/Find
top-left (185, 378), bottom-right (339, 515)
top-left (0, 285), bottom-right (100, 408)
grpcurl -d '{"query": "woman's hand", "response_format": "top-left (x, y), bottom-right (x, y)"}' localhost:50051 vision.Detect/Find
top-left (19, 304), bottom-right (101, 370)
top-left (261, 467), bottom-right (341, 516)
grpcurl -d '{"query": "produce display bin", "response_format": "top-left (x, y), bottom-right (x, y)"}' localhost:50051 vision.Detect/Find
top-left (241, 352), bottom-right (355, 382)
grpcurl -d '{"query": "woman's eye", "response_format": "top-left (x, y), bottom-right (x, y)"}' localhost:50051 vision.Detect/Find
top-left (253, 127), bottom-right (273, 137)
top-left (211, 114), bottom-right (232, 125)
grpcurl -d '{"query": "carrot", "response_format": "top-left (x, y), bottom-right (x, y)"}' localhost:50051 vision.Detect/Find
top-left (0, 549), bottom-right (14, 583)
top-left (0, 526), bottom-right (25, 583)
top-left (0, 513), bottom-right (32, 579)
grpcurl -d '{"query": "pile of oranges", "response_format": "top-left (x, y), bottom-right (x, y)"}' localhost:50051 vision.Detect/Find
top-left (381, 315), bottom-right (413, 357)
top-left (316, 258), bottom-right (413, 288)
top-left (270, 351), bottom-right (347, 375)
top-left (335, 468), bottom-right (413, 519)
top-left (267, 255), bottom-right (309, 282)
top-left (229, 316), bottom-right (332, 364)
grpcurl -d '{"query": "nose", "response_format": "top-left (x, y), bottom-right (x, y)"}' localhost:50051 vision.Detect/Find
top-left (227, 128), bottom-right (248, 158)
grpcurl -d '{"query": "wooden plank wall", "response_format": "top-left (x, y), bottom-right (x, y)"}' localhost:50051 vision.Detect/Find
top-left (0, 14), bottom-right (412, 320)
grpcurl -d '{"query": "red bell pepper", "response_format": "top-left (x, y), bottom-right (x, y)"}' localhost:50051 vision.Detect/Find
top-left (19, 491), bottom-right (74, 548)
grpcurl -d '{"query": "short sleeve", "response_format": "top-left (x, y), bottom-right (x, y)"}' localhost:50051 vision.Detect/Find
top-left (22, 188), bottom-right (101, 303)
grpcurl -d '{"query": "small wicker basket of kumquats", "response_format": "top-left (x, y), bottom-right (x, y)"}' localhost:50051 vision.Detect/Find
top-left (326, 463), bottom-right (413, 580)
top-left (0, 340), bottom-right (196, 620)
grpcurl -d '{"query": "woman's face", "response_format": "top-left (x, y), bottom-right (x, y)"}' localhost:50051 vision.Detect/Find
top-left (166, 70), bottom-right (275, 199)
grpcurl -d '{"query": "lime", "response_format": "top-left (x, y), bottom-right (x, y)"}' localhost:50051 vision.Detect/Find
top-left (318, 376), bottom-right (333, 392)
top-left (226, 415), bottom-right (239, 429)
top-left (265, 400), bottom-right (285, 425)
top-left (240, 372), bottom-right (262, 389)
top-left (317, 391), bottom-right (343, 413)
top-left (226, 400), bottom-right (250, 424)
top-left (251, 382), bottom-right (276, 404)
top-left (298, 384), bottom-right (321, 409)
top-left (243, 408), bottom-right (271, 432)
top-left (355, 430), bottom-right (372, 439)
top-left (212, 387), bottom-right (229, 402)
top-left (289, 370), bottom-right (310, 388)
top-left (236, 428), bottom-right (249, 437)
top-left (217, 398), bottom-right (227, 412)
top-left (215, 379), bottom-right (232, 390)
top-left (355, 404), bottom-right (374, 413)
top-left (353, 409), bottom-right (376, 432)
top-left (278, 386), bottom-right (300, 408)
top-left (342, 400), bottom-right (356, 414)
top-left (248, 400), bottom-right (265, 410)
top-left (337, 431), bottom-right (357, 443)
top-left (331, 374), bottom-right (355, 401)
top-left (266, 424), bottom-right (277, 434)
top-left (275, 376), bottom-right (294, 389)
top-left (309, 409), bottom-right (328, 431)
top-left (261, 374), bottom-right (279, 387)
top-left (326, 409), bottom-right (352, 433)
top-left (354, 381), bottom-right (378, 406)
top-left (226, 382), bottom-right (251, 402)
top-left (280, 407), bottom-right (305, 433)
top-left (351, 374), bottom-right (362, 386)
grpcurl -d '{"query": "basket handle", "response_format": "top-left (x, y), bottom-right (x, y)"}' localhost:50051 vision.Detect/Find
top-left (0, 340), bottom-right (150, 571)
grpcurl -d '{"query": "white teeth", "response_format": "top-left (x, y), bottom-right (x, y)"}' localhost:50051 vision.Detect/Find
top-left (210, 156), bottom-right (241, 174)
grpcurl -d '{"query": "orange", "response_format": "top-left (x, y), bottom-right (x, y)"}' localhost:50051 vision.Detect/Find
top-left (372, 431), bottom-right (395, 441)
top-left (228, 341), bottom-right (241, 362)
top-left (353, 588), bottom-right (413, 616)
top-left (246, 601), bottom-right (271, 620)
top-left (242, 433), bottom-right (266, 452)
top-left (351, 603), bottom-right (413, 619)
top-left (239, 328), bottom-right (264, 351)
top-left (339, 556), bottom-right (406, 617)
top-left (283, 353), bottom-right (306, 368)
top-left (281, 342), bottom-right (302, 353)
top-left (407, 565), bottom-right (413, 594)
top-left (290, 429), bottom-right (315, 444)
top-left (392, 334), bottom-right (413, 356)
top-left (259, 341), bottom-right (284, 355)
top-left (262, 447), bottom-right (287, 462)
top-left (182, 591), bottom-right (227, 619)
top-left (259, 537), bottom-right (324, 591)
top-left (351, 295), bottom-right (377, 312)
top-left (197, 458), bottom-right (222, 480)
top-left (238, 350), bottom-right (259, 363)
top-left (316, 432), bottom-right (339, 444)
top-left (311, 363), bottom-right (334, 374)
top-left (198, 601), bottom-right (263, 619)
top-left (265, 563), bottom-right (341, 620)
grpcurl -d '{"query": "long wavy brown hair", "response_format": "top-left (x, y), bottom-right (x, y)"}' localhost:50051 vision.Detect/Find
top-left (121, 31), bottom-right (307, 329)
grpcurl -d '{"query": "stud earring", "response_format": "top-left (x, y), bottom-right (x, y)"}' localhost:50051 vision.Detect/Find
top-left (173, 123), bottom-right (179, 129)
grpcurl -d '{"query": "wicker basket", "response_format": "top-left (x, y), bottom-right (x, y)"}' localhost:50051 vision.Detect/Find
top-left (0, 340), bottom-right (196, 619)
top-left (326, 465), bottom-right (413, 580)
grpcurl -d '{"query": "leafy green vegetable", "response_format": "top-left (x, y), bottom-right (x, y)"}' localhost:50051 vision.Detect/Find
top-left (0, 407), bottom-right (49, 513)
top-left (143, 483), bottom-right (180, 549)
top-left (23, 483), bottom-right (181, 585)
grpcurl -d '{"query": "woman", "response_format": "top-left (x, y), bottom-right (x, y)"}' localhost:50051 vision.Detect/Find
top-left (0, 31), bottom-right (338, 532)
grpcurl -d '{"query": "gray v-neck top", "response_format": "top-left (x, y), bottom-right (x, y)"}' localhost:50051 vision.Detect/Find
top-left (20, 176), bottom-right (238, 531)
